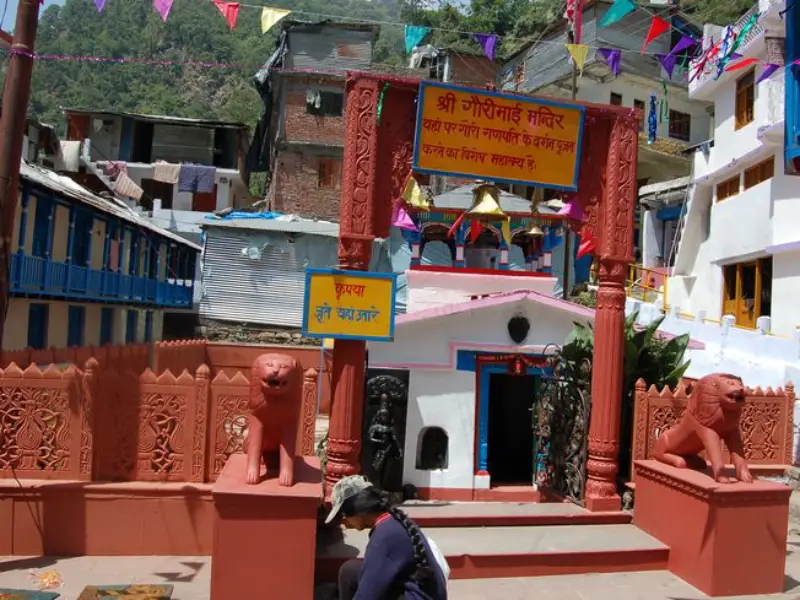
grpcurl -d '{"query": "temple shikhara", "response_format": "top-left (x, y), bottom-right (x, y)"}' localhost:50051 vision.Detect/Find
top-left (0, 0), bottom-right (797, 597)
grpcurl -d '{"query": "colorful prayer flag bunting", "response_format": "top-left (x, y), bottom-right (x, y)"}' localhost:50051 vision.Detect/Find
top-left (642, 16), bottom-right (670, 54)
top-left (473, 33), bottom-right (499, 62)
top-left (725, 57), bottom-right (758, 72)
top-left (657, 53), bottom-right (677, 78)
top-left (566, 44), bottom-right (589, 75)
top-left (153, 0), bottom-right (173, 22)
top-left (668, 34), bottom-right (696, 59)
top-left (94, 0), bottom-right (105, 12)
top-left (261, 7), bottom-right (290, 34)
top-left (598, 47), bottom-right (621, 76)
top-left (756, 63), bottom-right (780, 83)
top-left (599, 0), bottom-right (636, 27)
top-left (214, 0), bottom-right (240, 30)
top-left (404, 25), bottom-right (431, 54)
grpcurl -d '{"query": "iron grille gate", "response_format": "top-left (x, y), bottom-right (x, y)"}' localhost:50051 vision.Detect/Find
top-left (533, 353), bottom-right (592, 505)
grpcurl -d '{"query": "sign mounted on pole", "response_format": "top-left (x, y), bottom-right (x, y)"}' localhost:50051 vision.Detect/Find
top-left (302, 269), bottom-right (397, 342)
top-left (412, 81), bottom-right (585, 191)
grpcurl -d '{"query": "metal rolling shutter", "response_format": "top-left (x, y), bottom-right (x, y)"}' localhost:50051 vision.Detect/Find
top-left (200, 231), bottom-right (306, 327)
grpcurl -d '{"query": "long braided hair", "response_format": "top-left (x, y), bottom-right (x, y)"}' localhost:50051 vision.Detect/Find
top-left (341, 488), bottom-right (436, 588)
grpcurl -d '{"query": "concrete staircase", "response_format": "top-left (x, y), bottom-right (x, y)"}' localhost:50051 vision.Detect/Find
top-left (316, 502), bottom-right (669, 582)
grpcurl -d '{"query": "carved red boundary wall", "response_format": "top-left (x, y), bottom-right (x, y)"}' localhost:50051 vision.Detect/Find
top-left (1, 340), bottom-right (334, 414)
top-left (0, 360), bottom-right (319, 484)
top-left (631, 378), bottom-right (796, 474)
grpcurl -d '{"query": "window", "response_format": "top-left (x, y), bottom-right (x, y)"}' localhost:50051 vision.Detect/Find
top-left (318, 158), bottom-right (343, 190)
top-left (668, 110), bottom-right (691, 142)
top-left (716, 175), bottom-right (740, 202)
top-left (306, 91), bottom-right (344, 117)
top-left (31, 197), bottom-right (52, 258)
top-left (722, 257), bottom-right (772, 328)
top-left (27, 303), bottom-right (49, 350)
top-left (144, 311), bottom-right (153, 343)
top-left (67, 305), bottom-right (85, 347)
top-left (610, 92), bottom-right (623, 106)
top-left (416, 427), bottom-right (449, 470)
top-left (72, 210), bottom-right (93, 266)
top-left (126, 310), bottom-right (139, 343)
top-left (744, 156), bottom-right (775, 189)
top-left (634, 100), bottom-right (646, 132)
top-left (735, 70), bottom-right (755, 130)
top-left (100, 307), bottom-right (114, 345)
top-left (141, 178), bottom-right (174, 210)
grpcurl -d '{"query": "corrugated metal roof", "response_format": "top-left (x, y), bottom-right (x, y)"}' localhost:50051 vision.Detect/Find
top-left (285, 27), bottom-right (375, 72)
top-left (62, 108), bottom-right (248, 130)
top-left (20, 161), bottom-right (201, 251)
top-left (202, 214), bottom-right (340, 237)
top-left (432, 184), bottom-right (559, 215)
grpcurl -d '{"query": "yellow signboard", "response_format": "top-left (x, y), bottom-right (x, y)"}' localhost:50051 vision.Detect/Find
top-left (413, 82), bottom-right (585, 191)
top-left (302, 269), bottom-right (397, 342)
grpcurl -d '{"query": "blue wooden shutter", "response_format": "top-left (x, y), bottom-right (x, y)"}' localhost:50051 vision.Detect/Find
top-left (27, 303), bottom-right (49, 350)
top-left (100, 307), bottom-right (114, 345)
top-left (67, 305), bottom-right (86, 347)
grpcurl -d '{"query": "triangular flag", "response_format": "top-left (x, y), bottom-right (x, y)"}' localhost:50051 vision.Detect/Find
top-left (668, 34), bottom-right (696, 59)
top-left (598, 47), bottom-right (621, 76)
top-left (473, 33), bottom-right (499, 62)
top-left (657, 53), bottom-right (678, 78)
top-left (94, 0), bottom-right (105, 12)
top-left (642, 16), bottom-right (670, 54)
top-left (501, 219), bottom-right (512, 247)
top-left (558, 201), bottom-right (585, 221)
top-left (214, 0), bottom-right (240, 30)
top-left (152, 0), bottom-right (173, 22)
top-left (392, 205), bottom-right (418, 232)
top-left (404, 25), bottom-right (431, 54)
top-left (576, 234), bottom-right (597, 259)
top-left (725, 57), bottom-right (758, 72)
top-left (470, 220), bottom-right (483, 244)
top-left (447, 211), bottom-right (467, 238)
top-left (756, 63), bottom-right (780, 83)
top-left (260, 7), bottom-right (290, 34)
top-left (566, 44), bottom-right (589, 75)
top-left (599, 0), bottom-right (636, 27)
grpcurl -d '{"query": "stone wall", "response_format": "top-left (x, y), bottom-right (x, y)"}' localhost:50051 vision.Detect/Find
top-left (199, 319), bottom-right (321, 347)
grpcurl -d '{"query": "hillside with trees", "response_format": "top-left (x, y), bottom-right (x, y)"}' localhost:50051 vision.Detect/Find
top-left (19, 0), bottom-right (754, 133)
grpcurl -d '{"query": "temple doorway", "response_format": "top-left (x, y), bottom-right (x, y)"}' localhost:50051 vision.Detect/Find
top-left (487, 373), bottom-right (537, 485)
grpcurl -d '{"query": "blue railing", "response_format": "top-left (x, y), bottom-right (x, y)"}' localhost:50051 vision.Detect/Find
top-left (10, 253), bottom-right (194, 308)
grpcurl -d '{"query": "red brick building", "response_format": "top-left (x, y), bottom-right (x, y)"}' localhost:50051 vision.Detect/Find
top-left (259, 22), bottom-right (378, 221)
top-left (250, 25), bottom-right (498, 221)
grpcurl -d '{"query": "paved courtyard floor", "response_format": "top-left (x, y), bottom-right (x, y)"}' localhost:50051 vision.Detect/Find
top-left (1, 495), bottom-right (799, 599)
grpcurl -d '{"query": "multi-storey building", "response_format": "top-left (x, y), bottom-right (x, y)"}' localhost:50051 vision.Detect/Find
top-left (63, 109), bottom-right (250, 243)
top-left (251, 21), bottom-right (378, 221)
top-left (666, 0), bottom-right (798, 336)
top-left (501, 1), bottom-right (713, 260)
top-left (3, 157), bottom-right (200, 351)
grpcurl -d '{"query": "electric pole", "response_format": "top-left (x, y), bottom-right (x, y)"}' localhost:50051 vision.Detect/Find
top-left (0, 0), bottom-right (41, 348)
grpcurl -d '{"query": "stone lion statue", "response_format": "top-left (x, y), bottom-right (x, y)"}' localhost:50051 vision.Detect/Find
top-left (245, 353), bottom-right (303, 487)
top-left (653, 373), bottom-right (753, 483)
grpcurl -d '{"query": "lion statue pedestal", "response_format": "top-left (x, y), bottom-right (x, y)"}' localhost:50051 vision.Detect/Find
top-left (633, 374), bottom-right (791, 597)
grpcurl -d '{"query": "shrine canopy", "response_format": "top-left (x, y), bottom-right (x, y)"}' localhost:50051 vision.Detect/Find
top-left (412, 82), bottom-right (586, 192)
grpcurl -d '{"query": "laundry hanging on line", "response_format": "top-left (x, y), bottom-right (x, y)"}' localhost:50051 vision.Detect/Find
top-left (114, 172), bottom-right (144, 201)
top-left (153, 160), bottom-right (180, 184)
top-left (178, 164), bottom-right (216, 194)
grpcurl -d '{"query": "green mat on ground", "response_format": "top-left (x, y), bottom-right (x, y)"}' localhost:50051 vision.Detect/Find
top-left (0, 590), bottom-right (60, 599)
top-left (77, 585), bottom-right (173, 599)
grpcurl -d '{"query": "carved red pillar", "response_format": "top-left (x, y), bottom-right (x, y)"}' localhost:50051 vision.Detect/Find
top-left (584, 111), bottom-right (638, 512)
top-left (325, 75), bottom-right (380, 492)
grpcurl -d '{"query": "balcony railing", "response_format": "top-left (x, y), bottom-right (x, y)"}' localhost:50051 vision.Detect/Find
top-left (689, 5), bottom-right (763, 92)
top-left (10, 253), bottom-right (194, 308)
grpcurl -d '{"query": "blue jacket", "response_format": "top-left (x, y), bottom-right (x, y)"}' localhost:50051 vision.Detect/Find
top-left (353, 516), bottom-right (448, 600)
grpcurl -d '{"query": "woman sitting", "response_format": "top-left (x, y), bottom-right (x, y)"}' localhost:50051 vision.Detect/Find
top-left (326, 476), bottom-right (448, 600)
